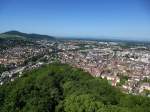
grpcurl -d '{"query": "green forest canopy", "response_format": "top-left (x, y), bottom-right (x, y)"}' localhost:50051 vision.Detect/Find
top-left (0, 64), bottom-right (150, 112)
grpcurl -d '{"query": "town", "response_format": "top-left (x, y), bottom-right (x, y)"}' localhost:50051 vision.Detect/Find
top-left (0, 39), bottom-right (150, 96)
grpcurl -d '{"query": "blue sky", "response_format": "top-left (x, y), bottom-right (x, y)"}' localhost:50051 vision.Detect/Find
top-left (0, 0), bottom-right (150, 40)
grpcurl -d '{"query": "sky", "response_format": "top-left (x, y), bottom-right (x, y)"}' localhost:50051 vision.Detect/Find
top-left (0, 0), bottom-right (150, 40)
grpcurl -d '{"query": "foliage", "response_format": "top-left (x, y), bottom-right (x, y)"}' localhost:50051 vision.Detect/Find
top-left (117, 75), bottom-right (128, 86)
top-left (0, 64), bottom-right (150, 112)
top-left (0, 64), bottom-right (8, 74)
top-left (142, 77), bottom-right (150, 83)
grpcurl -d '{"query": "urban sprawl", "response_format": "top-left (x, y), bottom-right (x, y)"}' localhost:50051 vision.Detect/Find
top-left (0, 40), bottom-right (150, 96)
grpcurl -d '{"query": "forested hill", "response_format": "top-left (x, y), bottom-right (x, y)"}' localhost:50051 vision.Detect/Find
top-left (0, 64), bottom-right (150, 112)
top-left (0, 31), bottom-right (55, 40)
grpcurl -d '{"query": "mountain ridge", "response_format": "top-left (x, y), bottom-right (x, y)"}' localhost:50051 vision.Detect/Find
top-left (0, 30), bottom-right (55, 40)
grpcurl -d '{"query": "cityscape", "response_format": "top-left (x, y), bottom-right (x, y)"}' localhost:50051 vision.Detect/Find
top-left (0, 0), bottom-right (150, 111)
top-left (0, 33), bottom-right (150, 97)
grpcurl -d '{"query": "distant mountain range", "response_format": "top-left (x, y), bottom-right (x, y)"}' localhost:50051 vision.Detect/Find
top-left (0, 31), bottom-right (55, 40)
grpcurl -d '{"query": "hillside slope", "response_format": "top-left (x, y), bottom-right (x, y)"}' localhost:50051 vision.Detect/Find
top-left (0, 34), bottom-right (26, 40)
top-left (0, 64), bottom-right (150, 112)
top-left (0, 31), bottom-right (55, 40)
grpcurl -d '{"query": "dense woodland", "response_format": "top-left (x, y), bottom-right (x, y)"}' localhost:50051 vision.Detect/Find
top-left (0, 64), bottom-right (150, 112)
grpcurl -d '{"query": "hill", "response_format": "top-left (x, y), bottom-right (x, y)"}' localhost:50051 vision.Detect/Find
top-left (0, 33), bottom-right (26, 40)
top-left (0, 30), bottom-right (55, 40)
top-left (0, 64), bottom-right (150, 112)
